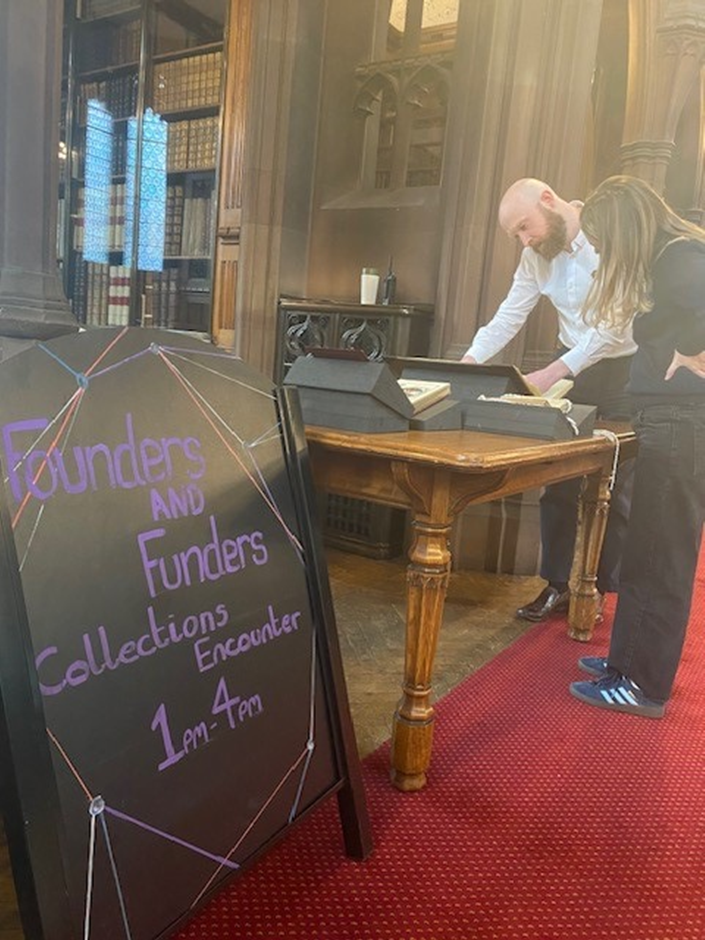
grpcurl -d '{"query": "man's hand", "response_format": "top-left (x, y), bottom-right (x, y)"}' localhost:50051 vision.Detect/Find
top-left (462, 354), bottom-right (478, 364)
top-left (665, 350), bottom-right (705, 381)
top-left (524, 358), bottom-right (572, 395)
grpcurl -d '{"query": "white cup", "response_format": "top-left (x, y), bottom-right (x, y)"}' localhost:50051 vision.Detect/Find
top-left (360, 267), bottom-right (380, 304)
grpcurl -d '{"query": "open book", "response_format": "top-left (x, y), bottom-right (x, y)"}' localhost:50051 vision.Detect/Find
top-left (398, 377), bottom-right (451, 414)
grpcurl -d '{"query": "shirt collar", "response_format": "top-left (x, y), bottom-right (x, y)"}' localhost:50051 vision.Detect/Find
top-left (570, 229), bottom-right (588, 253)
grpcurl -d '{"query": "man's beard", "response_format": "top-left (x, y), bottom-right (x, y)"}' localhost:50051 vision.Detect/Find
top-left (533, 207), bottom-right (568, 260)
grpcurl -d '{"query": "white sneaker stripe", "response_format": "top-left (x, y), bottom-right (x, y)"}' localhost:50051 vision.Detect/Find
top-left (598, 685), bottom-right (641, 707)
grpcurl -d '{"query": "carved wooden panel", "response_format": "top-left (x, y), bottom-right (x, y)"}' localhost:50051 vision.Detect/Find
top-left (212, 242), bottom-right (239, 348)
top-left (218, 0), bottom-right (253, 225)
top-left (212, 0), bottom-right (252, 343)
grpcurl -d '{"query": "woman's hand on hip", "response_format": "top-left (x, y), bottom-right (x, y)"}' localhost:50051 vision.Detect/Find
top-left (665, 350), bottom-right (705, 380)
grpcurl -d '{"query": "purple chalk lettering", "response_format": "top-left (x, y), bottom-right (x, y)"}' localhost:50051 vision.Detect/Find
top-left (34, 601), bottom-right (233, 697)
top-left (137, 516), bottom-right (269, 597)
top-left (2, 419), bottom-right (50, 502)
top-left (113, 413), bottom-right (146, 489)
top-left (35, 646), bottom-right (66, 696)
top-left (183, 438), bottom-right (206, 480)
top-left (0, 413), bottom-right (206, 504)
top-left (138, 527), bottom-right (168, 598)
top-left (194, 604), bottom-right (302, 674)
top-left (140, 437), bottom-right (168, 483)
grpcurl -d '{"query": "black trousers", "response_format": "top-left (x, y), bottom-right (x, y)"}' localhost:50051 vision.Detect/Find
top-left (607, 403), bottom-right (705, 702)
top-left (539, 355), bottom-right (635, 593)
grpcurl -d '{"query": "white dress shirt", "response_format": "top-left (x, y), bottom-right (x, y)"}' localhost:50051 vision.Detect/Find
top-left (464, 230), bottom-right (637, 376)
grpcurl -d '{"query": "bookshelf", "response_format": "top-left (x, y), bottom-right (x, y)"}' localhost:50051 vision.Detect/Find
top-left (59, 0), bottom-right (227, 334)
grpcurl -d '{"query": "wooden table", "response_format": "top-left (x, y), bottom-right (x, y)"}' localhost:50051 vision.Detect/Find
top-left (305, 424), bottom-right (635, 792)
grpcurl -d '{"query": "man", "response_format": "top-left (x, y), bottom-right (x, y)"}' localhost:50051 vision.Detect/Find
top-left (463, 178), bottom-right (637, 621)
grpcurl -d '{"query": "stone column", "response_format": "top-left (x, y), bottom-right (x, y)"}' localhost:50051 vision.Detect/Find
top-left (236, 0), bottom-right (326, 375)
top-left (620, 140), bottom-right (678, 192)
top-left (0, 0), bottom-right (77, 359)
top-left (621, 0), bottom-right (705, 193)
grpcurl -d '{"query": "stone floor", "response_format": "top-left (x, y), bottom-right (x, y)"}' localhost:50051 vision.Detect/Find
top-left (0, 548), bottom-right (540, 937)
top-left (326, 548), bottom-right (539, 758)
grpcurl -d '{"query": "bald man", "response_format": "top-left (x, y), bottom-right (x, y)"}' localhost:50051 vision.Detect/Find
top-left (463, 178), bottom-right (637, 622)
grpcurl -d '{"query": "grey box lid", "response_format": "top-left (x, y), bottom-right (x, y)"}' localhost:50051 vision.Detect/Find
top-left (284, 356), bottom-right (414, 418)
top-left (461, 400), bottom-right (597, 440)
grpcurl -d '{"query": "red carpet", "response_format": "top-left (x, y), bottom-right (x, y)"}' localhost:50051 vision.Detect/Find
top-left (174, 568), bottom-right (705, 940)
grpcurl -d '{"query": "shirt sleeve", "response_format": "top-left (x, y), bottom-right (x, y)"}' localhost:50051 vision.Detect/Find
top-left (560, 322), bottom-right (634, 376)
top-left (463, 251), bottom-right (541, 362)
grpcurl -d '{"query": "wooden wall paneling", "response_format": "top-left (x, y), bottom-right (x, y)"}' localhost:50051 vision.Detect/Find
top-left (435, 0), bottom-right (602, 366)
top-left (518, 0), bottom-right (604, 369)
top-left (212, 0), bottom-right (253, 347)
top-left (588, 0), bottom-right (630, 188)
top-left (235, 0), bottom-right (297, 372)
top-left (433, 0), bottom-right (519, 360)
top-left (212, 244), bottom-right (239, 349)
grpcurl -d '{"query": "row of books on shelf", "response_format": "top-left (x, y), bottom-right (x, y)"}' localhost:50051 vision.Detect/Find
top-left (145, 269), bottom-right (179, 329)
top-left (79, 75), bottom-right (138, 122)
top-left (72, 260), bottom-right (132, 326)
top-left (73, 183), bottom-right (126, 252)
top-left (74, 112), bottom-right (215, 177)
top-left (79, 62), bottom-right (221, 127)
top-left (168, 117), bottom-right (218, 171)
top-left (71, 181), bottom-right (214, 258)
top-left (77, 58), bottom-right (221, 129)
top-left (153, 53), bottom-right (222, 113)
top-left (170, 180), bottom-right (215, 258)
top-left (147, 269), bottom-right (210, 331)
top-left (70, 257), bottom-right (210, 331)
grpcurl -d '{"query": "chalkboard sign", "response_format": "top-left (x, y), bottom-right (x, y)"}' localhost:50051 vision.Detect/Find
top-left (0, 328), bottom-right (371, 940)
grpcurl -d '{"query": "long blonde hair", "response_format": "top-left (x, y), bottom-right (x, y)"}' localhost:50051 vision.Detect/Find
top-left (581, 175), bottom-right (705, 332)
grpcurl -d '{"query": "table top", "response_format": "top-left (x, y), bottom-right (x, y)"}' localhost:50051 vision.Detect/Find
top-left (305, 422), bottom-right (635, 473)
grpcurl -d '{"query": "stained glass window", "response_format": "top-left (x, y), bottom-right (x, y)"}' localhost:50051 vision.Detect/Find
top-left (124, 108), bottom-right (167, 271)
top-left (83, 99), bottom-right (113, 263)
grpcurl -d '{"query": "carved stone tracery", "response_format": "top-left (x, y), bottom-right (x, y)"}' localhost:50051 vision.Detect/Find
top-left (622, 1), bottom-right (705, 195)
top-left (354, 53), bottom-right (452, 190)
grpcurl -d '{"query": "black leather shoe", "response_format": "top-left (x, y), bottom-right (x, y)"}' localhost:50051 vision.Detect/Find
top-left (516, 586), bottom-right (570, 622)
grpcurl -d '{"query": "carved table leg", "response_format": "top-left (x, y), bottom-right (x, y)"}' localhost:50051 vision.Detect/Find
top-left (390, 517), bottom-right (451, 792)
top-left (568, 466), bottom-right (612, 642)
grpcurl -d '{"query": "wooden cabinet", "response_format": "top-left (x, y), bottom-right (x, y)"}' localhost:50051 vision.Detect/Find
top-left (275, 297), bottom-right (434, 384)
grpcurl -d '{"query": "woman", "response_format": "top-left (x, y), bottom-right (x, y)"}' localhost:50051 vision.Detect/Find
top-left (570, 175), bottom-right (705, 718)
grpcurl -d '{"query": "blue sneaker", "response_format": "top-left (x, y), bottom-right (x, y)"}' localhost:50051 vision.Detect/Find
top-left (570, 672), bottom-right (665, 718)
top-left (578, 656), bottom-right (609, 678)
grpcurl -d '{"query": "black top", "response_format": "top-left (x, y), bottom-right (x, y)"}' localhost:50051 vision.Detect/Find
top-left (629, 237), bottom-right (705, 407)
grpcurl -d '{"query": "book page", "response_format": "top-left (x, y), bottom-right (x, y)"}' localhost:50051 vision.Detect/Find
top-left (398, 378), bottom-right (451, 414)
